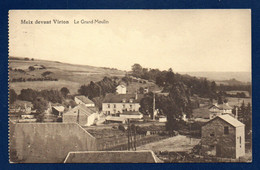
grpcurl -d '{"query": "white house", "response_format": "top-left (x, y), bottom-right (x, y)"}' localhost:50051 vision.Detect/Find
top-left (102, 93), bottom-right (144, 116)
top-left (116, 85), bottom-right (127, 94)
top-left (75, 95), bottom-right (95, 107)
top-left (208, 103), bottom-right (233, 119)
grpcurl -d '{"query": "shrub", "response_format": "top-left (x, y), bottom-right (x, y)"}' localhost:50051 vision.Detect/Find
top-left (118, 124), bottom-right (125, 132)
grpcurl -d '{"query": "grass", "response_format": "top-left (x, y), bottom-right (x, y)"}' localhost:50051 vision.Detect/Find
top-left (9, 58), bottom-right (125, 94)
top-left (136, 135), bottom-right (200, 152)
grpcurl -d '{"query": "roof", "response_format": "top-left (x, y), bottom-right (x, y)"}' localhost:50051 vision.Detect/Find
top-left (64, 104), bottom-right (96, 117)
top-left (52, 106), bottom-right (65, 112)
top-left (75, 95), bottom-right (94, 105)
top-left (105, 116), bottom-right (126, 121)
top-left (64, 150), bottom-right (162, 163)
top-left (103, 93), bottom-right (144, 103)
top-left (208, 104), bottom-right (232, 110)
top-left (117, 84), bottom-right (126, 88)
top-left (121, 111), bottom-right (143, 115)
top-left (204, 114), bottom-right (244, 128)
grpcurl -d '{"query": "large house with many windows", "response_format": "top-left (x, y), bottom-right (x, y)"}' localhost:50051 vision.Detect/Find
top-left (102, 93), bottom-right (144, 116)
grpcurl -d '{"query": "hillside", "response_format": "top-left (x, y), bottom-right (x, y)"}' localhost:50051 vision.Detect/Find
top-left (180, 72), bottom-right (251, 84)
top-left (9, 57), bottom-right (125, 94)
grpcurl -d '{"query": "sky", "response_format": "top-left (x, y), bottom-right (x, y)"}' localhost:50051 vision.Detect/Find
top-left (9, 10), bottom-right (251, 72)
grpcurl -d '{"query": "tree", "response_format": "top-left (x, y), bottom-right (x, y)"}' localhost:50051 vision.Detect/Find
top-left (60, 87), bottom-right (70, 97)
top-left (139, 87), bottom-right (144, 94)
top-left (9, 89), bottom-right (17, 104)
top-left (32, 97), bottom-right (48, 114)
top-left (28, 66), bottom-right (35, 71)
top-left (18, 88), bottom-right (38, 102)
top-left (165, 68), bottom-right (175, 85)
top-left (131, 64), bottom-right (143, 78)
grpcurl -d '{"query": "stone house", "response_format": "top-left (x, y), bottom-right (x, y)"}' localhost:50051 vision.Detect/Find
top-left (63, 104), bottom-right (99, 126)
top-left (74, 95), bottom-right (95, 107)
top-left (201, 114), bottom-right (245, 159)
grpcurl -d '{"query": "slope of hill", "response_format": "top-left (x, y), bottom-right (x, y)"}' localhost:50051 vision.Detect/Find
top-left (9, 57), bottom-right (125, 94)
top-left (180, 71), bottom-right (251, 84)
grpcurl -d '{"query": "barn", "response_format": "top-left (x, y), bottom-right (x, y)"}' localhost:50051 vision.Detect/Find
top-left (63, 104), bottom-right (99, 126)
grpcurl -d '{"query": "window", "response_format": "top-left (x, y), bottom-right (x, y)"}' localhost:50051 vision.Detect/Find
top-left (122, 99), bottom-right (126, 103)
top-left (210, 132), bottom-right (215, 137)
top-left (108, 104), bottom-right (110, 108)
top-left (224, 126), bottom-right (229, 135)
top-left (123, 104), bottom-right (125, 108)
top-left (130, 104), bottom-right (132, 108)
top-left (240, 136), bottom-right (241, 144)
top-left (114, 104), bottom-right (116, 108)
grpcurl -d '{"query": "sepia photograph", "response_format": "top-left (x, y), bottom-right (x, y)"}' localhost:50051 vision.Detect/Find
top-left (8, 10), bottom-right (252, 163)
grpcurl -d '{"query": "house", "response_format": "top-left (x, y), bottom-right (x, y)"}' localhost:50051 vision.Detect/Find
top-left (52, 106), bottom-right (65, 116)
top-left (116, 85), bottom-right (127, 94)
top-left (201, 114), bottom-right (245, 159)
top-left (9, 100), bottom-right (33, 114)
top-left (75, 95), bottom-right (95, 107)
top-left (158, 116), bottom-right (167, 123)
top-left (208, 103), bottom-right (233, 119)
top-left (119, 111), bottom-right (143, 120)
top-left (63, 104), bottom-right (99, 126)
top-left (102, 93), bottom-right (144, 116)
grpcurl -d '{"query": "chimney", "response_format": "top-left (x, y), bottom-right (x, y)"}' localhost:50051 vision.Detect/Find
top-left (135, 92), bottom-right (138, 100)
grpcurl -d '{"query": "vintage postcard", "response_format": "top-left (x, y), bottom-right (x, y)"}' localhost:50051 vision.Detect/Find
top-left (8, 10), bottom-right (251, 163)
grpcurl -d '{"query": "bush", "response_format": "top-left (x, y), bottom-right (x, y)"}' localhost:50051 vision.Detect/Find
top-left (118, 124), bottom-right (125, 132)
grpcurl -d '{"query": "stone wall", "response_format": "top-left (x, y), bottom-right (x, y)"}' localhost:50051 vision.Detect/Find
top-left (201, 118), bottom-right (236, 158)
top-left (10, 123), bottom-right (97, 163)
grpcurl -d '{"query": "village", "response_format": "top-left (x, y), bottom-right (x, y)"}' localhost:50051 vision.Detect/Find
top-left (9, 64), bottom-right (252, 163)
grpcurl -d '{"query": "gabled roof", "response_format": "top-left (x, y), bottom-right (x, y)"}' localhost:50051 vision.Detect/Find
top-left (103, 93), bottom-right (144, 103)
top-left (117, 84), bottom-right (126, 88)
top-left (208, 104), bottom-right (232, 110)
top-left (75, 95), bottom-right (94, 105)
top-left (204, 114), bottom-right (244, 128)
top-left (52, 106), bottom-right (65, 112)
top-left (64, 104), bottom-right (95, 117)
top-left (64, 150), bottom-right (162, 163)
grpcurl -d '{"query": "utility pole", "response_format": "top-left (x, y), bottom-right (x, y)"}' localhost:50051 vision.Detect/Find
top-left (153, 92), bottom-right (155, 120)
top-left (77, 109), bottom-right (80, 124)
top-left (127, 119), bottom-right (130, 150)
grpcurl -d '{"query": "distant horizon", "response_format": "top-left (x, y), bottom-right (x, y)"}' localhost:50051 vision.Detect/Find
top-left (9, 56), bottom-right (251, 74)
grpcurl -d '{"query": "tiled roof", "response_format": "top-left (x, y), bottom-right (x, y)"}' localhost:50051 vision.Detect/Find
top-left (103, 93), bottom-right (144, 103)
top-left (64, 104), bottom-right (95, 117)
top-left (64, 150), bottom-right (162, 163)
top-left (75, 95), bottom-right (94, 104)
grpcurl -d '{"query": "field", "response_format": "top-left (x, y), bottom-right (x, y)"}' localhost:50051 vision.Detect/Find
top-left (136, 135), bottom-right (200, 152)
top-left (9, 58), bottom-right (125, 94)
